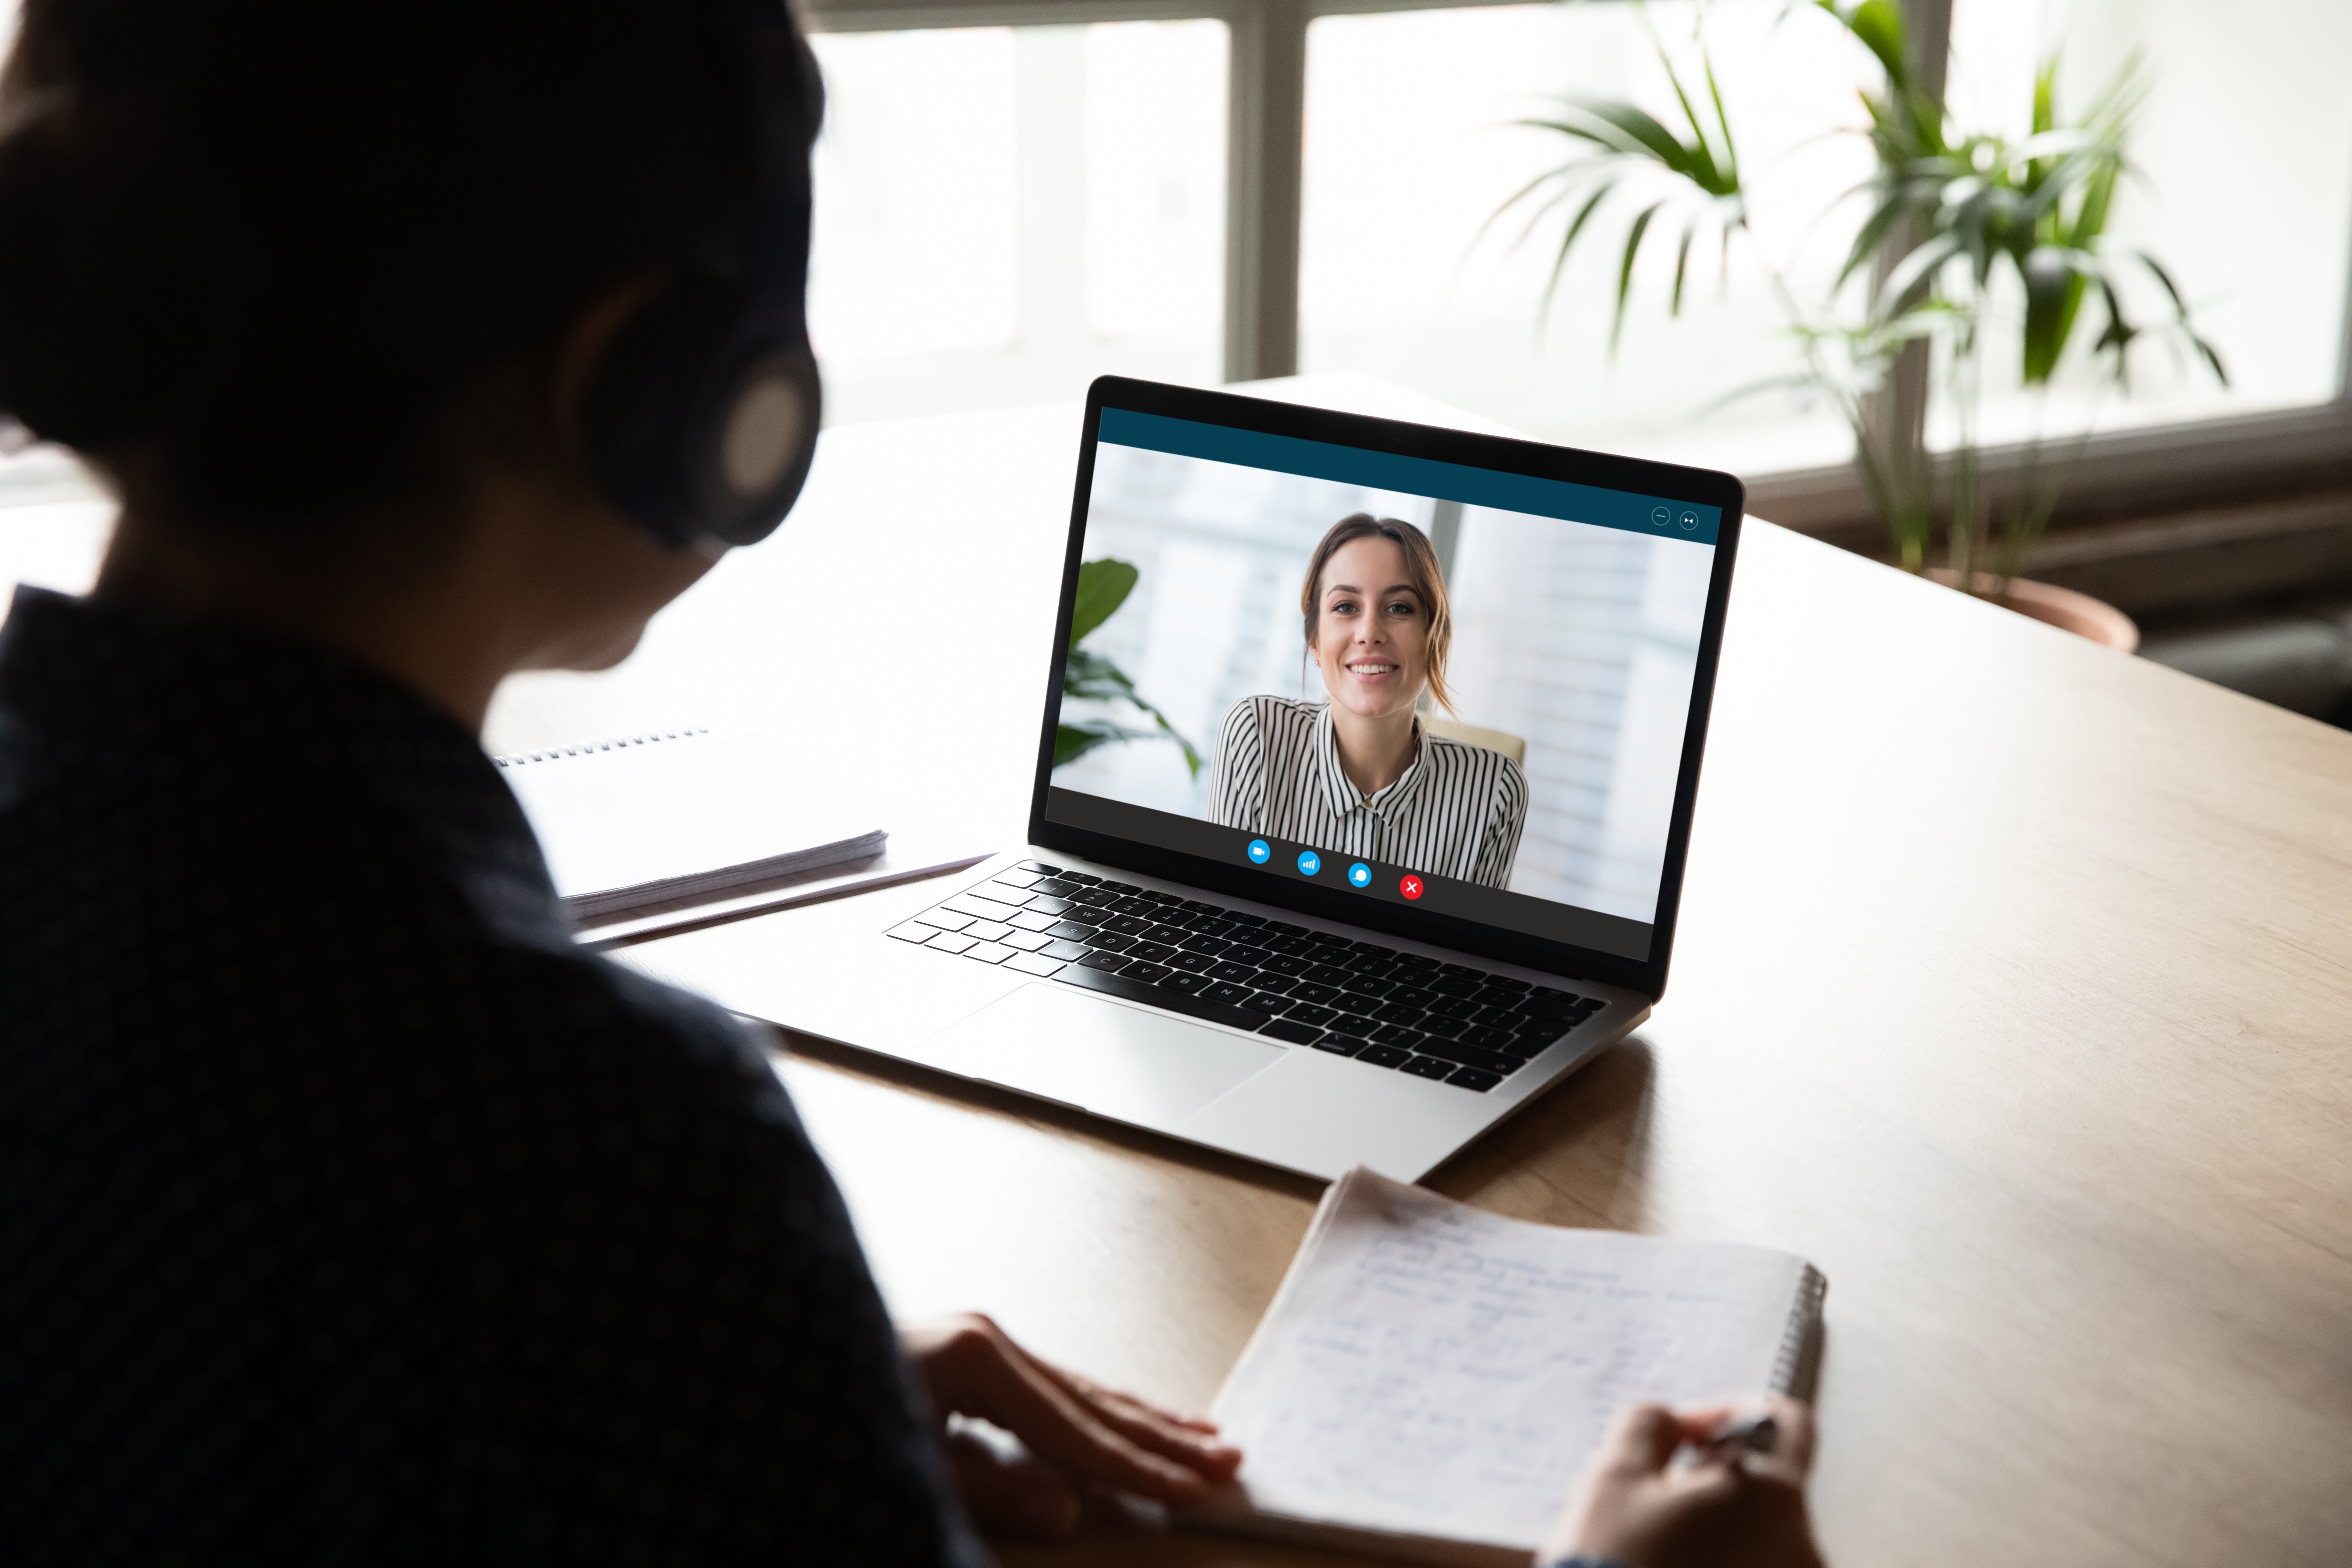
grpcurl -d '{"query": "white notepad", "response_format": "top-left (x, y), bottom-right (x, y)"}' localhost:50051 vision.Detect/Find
top-left (495, 729), bottom-right (887, 921)
top-left (1184, 1168), bottom-right (1826, 1566)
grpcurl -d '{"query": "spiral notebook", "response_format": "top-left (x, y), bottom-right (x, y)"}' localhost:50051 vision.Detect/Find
top-left (1181, 1167), bottom-right (1826, 1567)
top-left (494, 728), bottom-right (980, 938)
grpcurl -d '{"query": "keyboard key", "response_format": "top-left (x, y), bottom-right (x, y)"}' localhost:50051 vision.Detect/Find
top-left (1002, 931), bottom-right (1054, 952)
top-left (1177, 899), bottom-right (1221, 915)
top-left (1007, 953), bottom-right (1066, 978)
top-left (1425, 995), bottom-right (1480, 1021)
top-left (1328, 993), bottom-right (1380, 1017)
top-left (1447, 1066), bottom-right (1502, 1092)
top-left (1077, 949), bottom-right (1130, 972)
top-left (1471, 983), bottom-right (1523, 1009)
top-left (1263, 920), bottom-right (1309, 937)
top-left (1391, 952), bottom-right (1440, 973)
top-left (1167, 950), bottom-right (1216, 974)
top-left (1369, 1023), bottom-right (1427, 1048)
top-left (1182, 916), bottom-right (1237, 937)
top-left (1009, 911), bottom-right (1060, 932)
top-left (1110, 896), bottom-right (1159, 917)
top-left (1222, 942), bottom-right (1275, 967)
top-left (1260, 954), bottom-right (1310, 977)
top-left (1180, 937), bottom-right (1232, 961)
top-left (1258, 1018), bottom-right (1323, 1046)
top-left (1283, 1003), bottom-right (1338, 1029)
top-left (1144, 923), bottom-right (1191, 945)
top-left (1245, 990), bottom-right (1295, 1015)
top-left (1356, 1043), bottom-right (1412, 1068)
top-left (1202, 981), bottom-right (1255, 1006)
top-left (1056, 963), bottom-right (1270, 1030)
top-left (886, 922), bottom-right (934, 942)
top-left (1480, 974), bottom-right (1531, 993)
top-left (913, 908), bottom-right (974, 932)
top-left (1289, 982), bottom-right (1340, 1007)
top-left (1043, 938), bottom-right (1091, 961)
top-left (945, 893), bottom-right (1023, 921)
top-left (1345, 974), bottom-right (1397, 998)
top-left (1428, 975), bottom-right (1485, 1001)
top-left (1106, 914), bottom-right (1155, 936)
top-left (1386, 984), bottom-right (1436, 1009)
top-left (1250, 973), bottom-right (1300, 996)
top-left (1126, 941), bottom-right (1177, 964)
top-left (1435, 962), bottom-right (1484, 985)
top-left (1313, 1034), bottom-right (1367, 1057)
top-left (1417, 1015), bottom-right (1470, 1040)
top-left (1265, 934), bottom-right (1318, 956)
top-left (1022, 896), bottom-right (1073, 917)
top-left (1207, 960), bottom-right (1258, 983)
top-left (964, 919), bottom-right (1012, 941)
top-left (1096, 880), bottom-right (1141, 894)
top-left (1086, 931), bottom-right (1137, 954)
top-left (1140, 890), bottom-right (1183, 906)
top-left (1160, 972), bottom-right (1211, 995)
top-left (1223, 911), bottom-right (1268, 927)
top-left (991, 869), bottom-right (1043, 890)
top-left (1124, 961), bottom-right (1173, 985)
top-left (1400, 1055), bottom-right (1456, 1080)
top-left (1370, 1001), bottom-right (1426, 1027)
top-left (1303, 963), bottom-right (1353, 987)
top-left (1412, 1039), bottom-right (1518, 1073)
top-left (1458, 1023), bottom-right (1519, 1051)
top-left (1069, 887), bottom-right (1119, 908)
top-left (1572, 997), bottom-right (1606, 1015)
top-left (1306, 944), bottom-right (1354, 967)
top-left (1029, 877), bottom-right (1080, 897)
top-left (1016, 860), bottom-right (1063, 874)
top-left (926, 932), bottom-right (979, 955)
top-left (964, 942), bottom-right (1014, 965)
top-left (1524, 986), bottom-right (1579, 1015)
top-left (1057, 871), bottom-right (1102, 885)
top-left (1471, 1004), bottom-right (1525, 1029)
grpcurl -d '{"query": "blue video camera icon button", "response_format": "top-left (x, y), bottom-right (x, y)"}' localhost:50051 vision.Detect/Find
top-left (1348, 862), bottom-right (1371, 887)
top-left (1246, 838), bottom-right (1270, 864)
top-left (1296, 850), bottom-right (1321, 876)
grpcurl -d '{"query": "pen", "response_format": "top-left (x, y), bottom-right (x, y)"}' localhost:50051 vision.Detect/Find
top-left (1701, 1412), bottom-right (1779, 1458)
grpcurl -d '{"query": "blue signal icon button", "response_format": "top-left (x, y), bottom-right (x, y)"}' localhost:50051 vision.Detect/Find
top-left (1348, 862), bottom-right (1372, 887)
top-left (1247, 838), bottom-right (1270, 864)
top-left (1296, 850), bottom-right (1321, 876)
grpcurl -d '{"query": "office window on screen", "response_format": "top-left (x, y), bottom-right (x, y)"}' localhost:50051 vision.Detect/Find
top-left (807, 21), bottom-right (1228, 426)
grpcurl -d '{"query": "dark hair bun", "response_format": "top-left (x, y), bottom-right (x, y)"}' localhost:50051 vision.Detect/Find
top-left (0, 0), bottom-right (784, 538)
top-left (0, 93), bottom-right (246, 451)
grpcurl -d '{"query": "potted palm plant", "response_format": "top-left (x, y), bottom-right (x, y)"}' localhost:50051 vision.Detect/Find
top-left (1497, 0), bottom-right (2224, 645)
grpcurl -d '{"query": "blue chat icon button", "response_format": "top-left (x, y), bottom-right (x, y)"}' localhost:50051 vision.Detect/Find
top-left (1247, 838), bottom-right (1270, 864)
top-left (1348, 862), bottom-right (1371, 887)
top-left (1296, 850), bottom-right (1321, 876)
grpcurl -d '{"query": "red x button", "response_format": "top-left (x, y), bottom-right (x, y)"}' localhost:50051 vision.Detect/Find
top-left (1399, 874), bottom-right (1424, 901)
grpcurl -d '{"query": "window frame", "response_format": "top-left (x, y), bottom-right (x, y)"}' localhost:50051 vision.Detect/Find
top-left (802, 0), bottom-right (2352, 546)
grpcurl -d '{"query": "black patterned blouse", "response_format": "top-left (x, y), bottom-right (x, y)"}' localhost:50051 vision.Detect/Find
top-left (0, 586), bottom-right (985, 1567)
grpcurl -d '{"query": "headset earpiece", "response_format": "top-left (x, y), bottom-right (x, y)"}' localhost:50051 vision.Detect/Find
top-left (580, 0), bottom-right (820, 551)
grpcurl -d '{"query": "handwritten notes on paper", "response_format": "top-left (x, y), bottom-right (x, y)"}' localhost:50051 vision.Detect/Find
top-left (1204, 1168), bottom-right (1815, 1554)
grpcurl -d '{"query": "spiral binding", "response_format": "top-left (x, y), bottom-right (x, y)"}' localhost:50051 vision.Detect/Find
top-left (492, 727), bottom-right (710, 768)
top-left (1770, 1264), bottom-right (1829, 1396)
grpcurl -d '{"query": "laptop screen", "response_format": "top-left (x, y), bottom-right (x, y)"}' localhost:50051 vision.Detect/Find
top-left (1037, 381), bottom-right (1740, 983)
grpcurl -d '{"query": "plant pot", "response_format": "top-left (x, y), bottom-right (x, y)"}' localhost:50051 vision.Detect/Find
top-left (1926, 569), bottom-right (2140, 653)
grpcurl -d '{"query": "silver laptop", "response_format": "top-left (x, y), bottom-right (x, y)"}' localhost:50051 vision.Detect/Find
top-left (623, 377), bottom-right (1743, 1183)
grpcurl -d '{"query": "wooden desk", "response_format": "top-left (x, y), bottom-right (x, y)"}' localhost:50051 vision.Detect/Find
top-left (11, 381), bottom-right (2348, 1565)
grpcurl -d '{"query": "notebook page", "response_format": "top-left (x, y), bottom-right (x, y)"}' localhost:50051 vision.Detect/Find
top-left (1208, 1168), bottom-right (1812, 1553)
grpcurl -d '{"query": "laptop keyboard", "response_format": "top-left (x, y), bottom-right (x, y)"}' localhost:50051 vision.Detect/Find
top-left (884, 860), bottom-right (1610, 1093)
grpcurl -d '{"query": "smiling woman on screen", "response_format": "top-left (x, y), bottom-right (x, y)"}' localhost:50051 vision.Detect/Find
top-left (1209, 514), bottom-right (1528, 889)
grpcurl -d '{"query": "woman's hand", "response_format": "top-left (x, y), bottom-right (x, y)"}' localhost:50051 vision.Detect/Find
top-left (1541, 1397), bottom-right (1823, 1568)
top-left (901, 1313), bottom-right (1242, 1539)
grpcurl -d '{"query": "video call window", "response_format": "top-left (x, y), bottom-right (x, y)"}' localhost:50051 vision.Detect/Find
top-left (1050, 410), bottom-right (1719, 948)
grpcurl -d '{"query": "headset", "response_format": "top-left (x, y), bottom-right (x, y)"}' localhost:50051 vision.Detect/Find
top-left (581, 0), bottom-right (822, 551)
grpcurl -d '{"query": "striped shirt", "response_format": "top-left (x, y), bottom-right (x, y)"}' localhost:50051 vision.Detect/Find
top-left (1207, 695), bottom-right (1528, 889)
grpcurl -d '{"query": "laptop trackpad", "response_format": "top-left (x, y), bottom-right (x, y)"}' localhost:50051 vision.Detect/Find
top-left (923, 982), bottom-right (1286, 1127)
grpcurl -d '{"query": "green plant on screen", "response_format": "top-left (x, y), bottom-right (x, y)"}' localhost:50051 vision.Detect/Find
top-left (1055, 558), bottom-right (1202, 776)
top-left (1494, 0), bottom-right (2225, 583)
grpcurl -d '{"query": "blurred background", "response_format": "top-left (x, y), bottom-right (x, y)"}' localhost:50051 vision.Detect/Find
top-left (3, 0), bottom-right (2348, 721)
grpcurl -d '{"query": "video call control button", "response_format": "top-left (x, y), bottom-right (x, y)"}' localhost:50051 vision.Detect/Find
top-left (1348, 862), bottom-right (1371, 887)
top-left (1680, 511), bottom-right (1699, 531)
top-left (1247, 838), bottom-right (1270, 864)
top-left (1650, 505), bottom-right (1671, 527)
top-left (1399, 874), bottom-right (1424, 900)
top-left (1297, 850), bottom-right (1321, 876)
